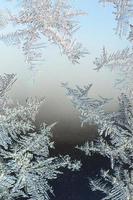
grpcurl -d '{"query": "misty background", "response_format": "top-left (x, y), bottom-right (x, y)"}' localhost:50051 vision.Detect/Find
top-left (0, 0), bottom-right (129, 144)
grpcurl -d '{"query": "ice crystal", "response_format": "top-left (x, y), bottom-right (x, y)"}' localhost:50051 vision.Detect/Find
top-left (0, 74), bottom-right (81, 200)
top-left (63, 82), bottom-right (133, 200)
top-left (99, 0), bottom-right (133, 37)
top-left (62, 1), bottom-right (133, 199)
top-left (62, 82), bottom-right (114, 135)
top-left (93, 47), bottom-right (133, 88)
top-left (0, 0), bottom-right (87, 70)
top-left (0, 9), bottom-right (9, 29)
top-left (128, 24), bottom-right (133, 40)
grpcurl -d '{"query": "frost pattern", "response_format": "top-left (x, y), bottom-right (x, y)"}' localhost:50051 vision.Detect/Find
top-left (0, 74), bottom-right (81, 200)
top-left (99, 0), bottom-right (133, 37)
top-left (62, 82), bottom-right (113, 134)
top-left (93, 47), bottom-right (133, 88)
top-left (0, 9), bottom-right (10, 29)
top-left (63, 83), bottom-right (133, 200)
top-left (0, 0), bottom-right (87, 70)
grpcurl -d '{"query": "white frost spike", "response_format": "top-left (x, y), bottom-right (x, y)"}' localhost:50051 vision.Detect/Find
top-left (0, 0), bottom-right (87, 70)
top-left (63, 82), bottom-right (133, 200)
top-left (0, 73), bottom-right (81, 199)
top-left (0, 9), bottom-right (9, 29)
top-left (93, 47), bottom-right (133, 88)
top-left (100, 0), bottom-right (133, 37)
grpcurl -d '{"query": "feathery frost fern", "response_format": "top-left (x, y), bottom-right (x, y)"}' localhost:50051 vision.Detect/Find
top-left (0, 73), bottom-right (81, 200)
top-left (93, 47), bottom-right (133, 88)
top-left (0, 0), bottom-right (87, 70)
top-left (99, 0), bottom-right (133, 37)
top-left (1, 1), bottom-right (133, 200)
top-left (63, 82), bottom-right (133, 199)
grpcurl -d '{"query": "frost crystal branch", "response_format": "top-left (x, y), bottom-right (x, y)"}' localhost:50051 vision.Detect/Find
top-left (0, 0), bottom-right (87, 70)
top-left (62, 82), bottom-right (114, 135)
top-left (0, 9), bottom-right (9, 29)
top-left (0, 74), bottom-right (81, 200)
top-left (62, 1), bottom-right (133, 199)
top-left (99, 0), bottom-right (133, 36)
top-left (63, 83), bottom-right (133, 200)
top-left (93, 47), bottom-right (133, 88)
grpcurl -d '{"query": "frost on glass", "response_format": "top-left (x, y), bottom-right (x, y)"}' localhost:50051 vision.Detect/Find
top-left (63, 82), bottom-right (133, 200)
top-left (0, 0), bottom-right (87, 70)
top-left (62, 10), bottom-right (133, 195)
top-left (99, 0), bottom-right (133, 37)
top-left (93, 47), bottom-right (133, 88)
top-left (0, 74), bottom-right (81, 200)
top-left (0, 9), bottom-right (9, 29)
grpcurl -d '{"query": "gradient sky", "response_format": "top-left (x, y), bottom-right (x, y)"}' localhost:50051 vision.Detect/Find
top-left (0, 1), bottom-right (130, 142)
